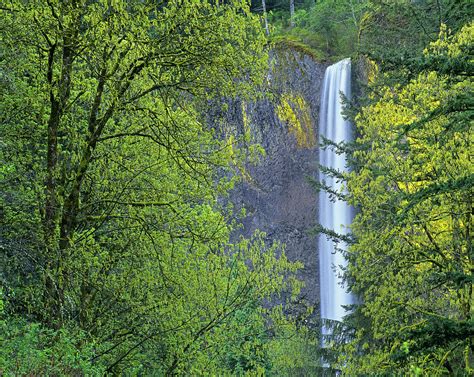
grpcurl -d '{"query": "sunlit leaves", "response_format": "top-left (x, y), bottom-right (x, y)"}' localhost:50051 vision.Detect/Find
top-left (0, 0), bottom-right (306, 373)
top-left (340, 23), bottom-right (473, 375)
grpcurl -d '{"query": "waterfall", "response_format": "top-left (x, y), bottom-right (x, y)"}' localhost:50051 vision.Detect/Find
top-left (318, 58), bottom-right (355, 340)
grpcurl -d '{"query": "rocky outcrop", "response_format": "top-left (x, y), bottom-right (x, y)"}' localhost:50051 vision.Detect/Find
top-left (210, 47), bottom-right (327, 310)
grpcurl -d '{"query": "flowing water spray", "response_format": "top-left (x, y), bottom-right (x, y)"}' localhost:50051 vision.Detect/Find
top-left (318, 58), bottom-right (355, 341)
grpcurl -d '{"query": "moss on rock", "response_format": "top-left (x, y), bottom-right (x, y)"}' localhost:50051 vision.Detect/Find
top-left (276, 93), bottom-right (315, 148)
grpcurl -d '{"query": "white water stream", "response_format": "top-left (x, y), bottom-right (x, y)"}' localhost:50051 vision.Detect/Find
top-left (318, 58), bottom-right (355, 339)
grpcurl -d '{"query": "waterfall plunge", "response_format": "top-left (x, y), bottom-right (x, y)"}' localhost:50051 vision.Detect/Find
top-left (318, 58), bottom-right (355, 339)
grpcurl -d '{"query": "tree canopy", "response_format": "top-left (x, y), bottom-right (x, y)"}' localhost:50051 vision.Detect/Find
top-left (1, 0), bottom-right (473, 374)
top-left (337, 20), bottom-right (473, 377)
top-left (0, 0), bottom-right (312, 373)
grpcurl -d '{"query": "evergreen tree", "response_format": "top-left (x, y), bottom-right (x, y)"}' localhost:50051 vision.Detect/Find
top-left (339, 23), bottom-right (473, 375)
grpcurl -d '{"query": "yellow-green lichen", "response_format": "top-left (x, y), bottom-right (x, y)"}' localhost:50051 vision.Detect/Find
top-left (276, 93), bottom-right (315, 148)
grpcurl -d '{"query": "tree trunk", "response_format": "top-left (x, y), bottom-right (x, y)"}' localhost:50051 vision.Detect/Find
top-left (43, 34), bottom-right (74, 326)
top-left (290, 0), bottom-right (295, 27)
top-left (262, 0), bottom-right (269, 35)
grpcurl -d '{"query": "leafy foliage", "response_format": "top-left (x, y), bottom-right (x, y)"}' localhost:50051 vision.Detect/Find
top-left (338, 22), bottom-right (473, 375)
top-left (269, 0), bottom-right (369, 61)
top-left (359, 0), bottom-right (473, 72)
top-left (0, 290), bottom-right (104, 375)
top-left (0, 0), bottom-right (313, 373)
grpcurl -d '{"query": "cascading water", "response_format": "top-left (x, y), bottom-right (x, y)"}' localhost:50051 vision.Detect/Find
top-left (318, 58), bottom-right (355, 340)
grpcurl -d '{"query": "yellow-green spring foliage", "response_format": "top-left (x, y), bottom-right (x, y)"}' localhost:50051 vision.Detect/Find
top-left (0, 0), bottom-right (313, 374)
top-left (339, 23), bottom-right (473, 376)
top-left (277, 93), bottom-right (315, 148)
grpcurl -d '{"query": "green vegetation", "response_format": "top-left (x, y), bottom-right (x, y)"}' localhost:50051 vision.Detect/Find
top-left (1, 0), bottom-right (473, 374)
top-left (314, 1), bottom-right (473, 375)
top-left (0, 0), bottom-right (315, 373)
top-left (264, 0), bottom-right (368, 61)
top-left (341, 23), bottom-right (473, 374)
top-left (276, 94), bottom-right (315, 148)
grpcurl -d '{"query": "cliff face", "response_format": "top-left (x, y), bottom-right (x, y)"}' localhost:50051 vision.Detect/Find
top-left (211, 47), bottom-right (327, 309)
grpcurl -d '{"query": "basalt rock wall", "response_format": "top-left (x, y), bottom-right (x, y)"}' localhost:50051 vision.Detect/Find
top-left (209, 47), bottom-right (328, 309)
